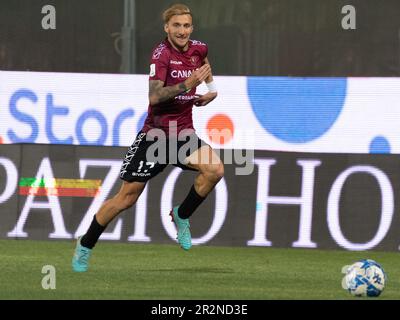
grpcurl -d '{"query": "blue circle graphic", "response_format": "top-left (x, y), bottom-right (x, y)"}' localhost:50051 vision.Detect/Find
top-left (369, 136), bottom-right (391, 154)
top-left (247, 77), bottom-right (347, 143)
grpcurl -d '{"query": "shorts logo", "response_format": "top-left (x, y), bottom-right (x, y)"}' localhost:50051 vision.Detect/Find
top-left (132, 161), bottom-right (155, 177)
top-left (150, 64), bottom-right (156, 77)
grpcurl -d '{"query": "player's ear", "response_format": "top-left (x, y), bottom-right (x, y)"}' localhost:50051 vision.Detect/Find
top-left (164, 23), bottom-right (169, 33)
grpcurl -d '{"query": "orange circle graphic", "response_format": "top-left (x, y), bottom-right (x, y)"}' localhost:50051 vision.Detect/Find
top-left (206, 114), bottom-right (234, 145)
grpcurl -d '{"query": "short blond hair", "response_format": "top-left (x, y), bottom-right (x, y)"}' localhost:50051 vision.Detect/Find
top-left (163, 4), bottom-right (192, 24)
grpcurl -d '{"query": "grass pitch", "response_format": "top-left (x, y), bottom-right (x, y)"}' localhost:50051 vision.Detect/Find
top-left (0, 239), bottom-right (399, 300)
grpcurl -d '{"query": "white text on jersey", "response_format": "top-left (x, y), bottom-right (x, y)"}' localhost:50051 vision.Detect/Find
top-left (171, 70), bottom-right (193, 79)
top-left (170, 60), bottom-right (183, 65)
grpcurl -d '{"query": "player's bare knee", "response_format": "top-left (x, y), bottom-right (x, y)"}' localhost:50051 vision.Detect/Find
top-left (204, 162), bottom-right (224, 183)
top-left (122, 197), bottom-right (136, 210)
top-left (114, 193), bottom-right (138, 211)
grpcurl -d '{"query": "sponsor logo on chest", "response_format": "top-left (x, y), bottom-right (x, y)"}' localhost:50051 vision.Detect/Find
top-left (170, 69), bottom-right (194, 79)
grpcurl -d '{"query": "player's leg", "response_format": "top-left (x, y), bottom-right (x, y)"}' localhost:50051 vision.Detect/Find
top-left (181, 144), bottom-right (224, 215)
top-left (72, 181), bottom-right (146, 272)
top-left (73, 131), bottom-right (166, 271)
top-left (81, 181), bottom-right (146, 248)
top-left (170, 144), bottom-right (224, 251)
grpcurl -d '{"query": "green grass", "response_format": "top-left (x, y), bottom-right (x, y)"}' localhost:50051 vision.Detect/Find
top-left (0, 239), bottom-right (398, 300)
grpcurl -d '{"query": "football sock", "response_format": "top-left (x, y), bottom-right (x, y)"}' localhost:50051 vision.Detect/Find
top-left (80, 215), bottom-right (106, 249)
top-left (178, 185), bottom-right (206, 219)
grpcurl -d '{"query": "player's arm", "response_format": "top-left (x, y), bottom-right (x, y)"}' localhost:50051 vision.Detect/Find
top-left (149, 64), bottom-right (211, 106)
top-left (194, 58), bottom-right (218, 107)
top-left (149, 80), bottom-right (187, 106)
top-left (204, 57), bottom-right (215, 86)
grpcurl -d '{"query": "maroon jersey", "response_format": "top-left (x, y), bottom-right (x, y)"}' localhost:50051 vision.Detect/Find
top-left (141, 38), bottom-right (208, 137)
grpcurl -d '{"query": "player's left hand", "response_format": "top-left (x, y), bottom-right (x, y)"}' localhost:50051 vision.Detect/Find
top-left (194, 92), bottom-right (217, 107)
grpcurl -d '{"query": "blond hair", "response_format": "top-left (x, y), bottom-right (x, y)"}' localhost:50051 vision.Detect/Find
top-left (163, 4), bottom-right (192, 24)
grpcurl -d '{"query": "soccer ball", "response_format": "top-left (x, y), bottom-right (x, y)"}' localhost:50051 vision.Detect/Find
top-left (341, 259), bottom-right (387, 297)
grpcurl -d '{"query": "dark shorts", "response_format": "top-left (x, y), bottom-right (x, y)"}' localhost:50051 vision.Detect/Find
top-left (119, 131), bottom-right (208, 183)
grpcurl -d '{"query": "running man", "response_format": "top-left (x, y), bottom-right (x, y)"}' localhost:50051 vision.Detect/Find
top-left (72, 4), bottom-right (224, 272)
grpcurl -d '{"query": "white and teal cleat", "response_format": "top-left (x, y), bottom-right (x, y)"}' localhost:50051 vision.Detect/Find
top-left (170, 206), bottom-right (192, 251)
top-left (72, 237), bottom-right (92, 272)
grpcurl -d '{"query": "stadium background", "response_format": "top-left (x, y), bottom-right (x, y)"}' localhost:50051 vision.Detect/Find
top-left (1, 0), bottom-right (400, 253)
top-left (1, 0), bottom-right (399, 76)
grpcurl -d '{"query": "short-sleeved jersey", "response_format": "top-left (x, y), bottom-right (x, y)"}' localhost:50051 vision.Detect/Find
top-left (141, 38), bottom-right (208, 137)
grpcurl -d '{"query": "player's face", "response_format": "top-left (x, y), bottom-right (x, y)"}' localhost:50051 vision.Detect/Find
top-left (164, 14), bottom-right (193, 51)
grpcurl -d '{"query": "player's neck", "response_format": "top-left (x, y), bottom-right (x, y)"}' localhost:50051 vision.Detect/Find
top-left (167, 37), bottom-right (189, 53)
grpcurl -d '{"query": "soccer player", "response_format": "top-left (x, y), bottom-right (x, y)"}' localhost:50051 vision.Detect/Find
top-left (72, 4), bottom-right (223, 272)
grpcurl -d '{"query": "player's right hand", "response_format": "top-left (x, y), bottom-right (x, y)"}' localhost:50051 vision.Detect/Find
top-left (185, 64), bottom-right (211, 90)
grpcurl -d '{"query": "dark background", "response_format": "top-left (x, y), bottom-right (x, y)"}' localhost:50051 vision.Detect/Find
top-left (0, 0), bottom-right (399, 76)
top-left (2, 144), bottom-right (400, 251)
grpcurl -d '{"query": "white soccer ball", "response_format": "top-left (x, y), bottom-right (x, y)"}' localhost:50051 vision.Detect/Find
top-left (341, 259), bottom-right (386, 297)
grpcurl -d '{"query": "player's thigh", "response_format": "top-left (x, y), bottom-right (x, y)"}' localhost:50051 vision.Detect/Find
top-left (120, 131), bottom-right (168, 183)
top-left (185, 145), bottom-right (223, 174)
